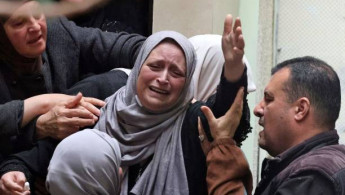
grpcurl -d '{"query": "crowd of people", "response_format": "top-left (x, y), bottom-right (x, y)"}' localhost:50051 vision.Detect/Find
top-left (0, 0), bottom-right (344, 195)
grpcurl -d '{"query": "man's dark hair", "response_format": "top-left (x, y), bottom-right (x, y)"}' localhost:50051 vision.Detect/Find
top-left (272, 56), bottom-right (341, 128)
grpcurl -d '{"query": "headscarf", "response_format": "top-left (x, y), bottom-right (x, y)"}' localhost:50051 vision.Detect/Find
top-left (189, 34), bottom-right (256, 101)
top-left (46, 129), bottom-right (122, 195)
top-left (94, 31), bottom-right (196, 195)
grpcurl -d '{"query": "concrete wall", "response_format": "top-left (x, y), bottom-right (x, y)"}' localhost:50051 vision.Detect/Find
top-left (152, 0), bottom-right (239, 37)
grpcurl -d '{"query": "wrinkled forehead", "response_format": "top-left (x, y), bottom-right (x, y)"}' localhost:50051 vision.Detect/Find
top-left (140, 31), bottom-right (195, 75)
top-left (150, 38), bottom-right (186, 60)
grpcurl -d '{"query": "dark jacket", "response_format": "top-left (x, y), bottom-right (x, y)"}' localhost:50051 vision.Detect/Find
top-left (255, 130), bottom-right (345, 195)
top-left (0, 17), bottom-right (145, 158)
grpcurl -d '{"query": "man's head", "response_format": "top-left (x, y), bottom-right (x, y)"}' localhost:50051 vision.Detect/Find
top-left (254, 56), bottom-right (341, 156)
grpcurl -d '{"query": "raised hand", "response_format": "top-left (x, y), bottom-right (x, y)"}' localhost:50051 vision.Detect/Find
top-left (222, 14), bottom-right (245, 82)
top-left (36, 93), bottom-right (105, 140)
top-left (198, 87), bottom-right (244, 154)
top-left (0, 172), bottom-right (30, 195)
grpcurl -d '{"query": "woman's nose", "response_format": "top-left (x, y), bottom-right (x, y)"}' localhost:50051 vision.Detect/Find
top-left (28, 19), bottom-right (40, 32)
top-left (157, 70), bottom-right (169, 84)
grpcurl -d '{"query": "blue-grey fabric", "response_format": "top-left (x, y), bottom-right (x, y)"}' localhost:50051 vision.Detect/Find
top-left (46, 129), bottom-right (121, 195)
top-left (94, 31), bottom-right (196, 195)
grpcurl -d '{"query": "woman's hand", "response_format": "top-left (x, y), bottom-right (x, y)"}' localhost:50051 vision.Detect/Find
top-left (198, 87), bottom-right (244, 154)
top-left (0, 172), bottom-right (30, 195)
top-left (222, 14), bottom-right (245, 82)
top-left (36, 93), bottom-right (105, 140)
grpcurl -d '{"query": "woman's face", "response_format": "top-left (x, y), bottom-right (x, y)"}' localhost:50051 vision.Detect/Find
top-left (3, 1), bottom-right (47, 58)
top-left (137, 41), bottom-right (187, 113)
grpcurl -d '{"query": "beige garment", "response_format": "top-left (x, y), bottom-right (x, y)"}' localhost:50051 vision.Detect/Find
top-left (206, 138), bottom-right (253, 195)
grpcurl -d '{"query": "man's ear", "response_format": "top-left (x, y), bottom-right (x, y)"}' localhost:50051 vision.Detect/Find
top-left (294, 97), bottom-right (310, 121)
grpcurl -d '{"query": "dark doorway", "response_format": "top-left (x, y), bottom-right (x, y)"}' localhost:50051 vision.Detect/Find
top-left (71, 0), bottom-right (153, 36)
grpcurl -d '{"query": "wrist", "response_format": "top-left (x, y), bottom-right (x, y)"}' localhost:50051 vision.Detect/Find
top-left (224, 62), bottom-right (245, 82)
top-left (35, 116), bottom-right (47, 139)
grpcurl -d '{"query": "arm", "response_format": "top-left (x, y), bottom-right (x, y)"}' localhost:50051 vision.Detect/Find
top-left (198, 88), bottom-right (253, 195)
top-left (22, 93), bottom-right (87, 127)
top-left (204, 15), bottom-right (251, 146)
top-left (57, 17), bottom-right (145, 73)
top-left (206, 139), bottom-right (252, 195)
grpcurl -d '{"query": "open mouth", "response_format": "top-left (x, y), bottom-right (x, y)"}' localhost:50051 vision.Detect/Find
top-left (149, 86), bottom-right (169, 95)
top-left (258, 118), bottom-right (264, 127)
top-left (27, 35), bottom-right (42, 44)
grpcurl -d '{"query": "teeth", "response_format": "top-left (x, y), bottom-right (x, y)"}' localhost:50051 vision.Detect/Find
top-left (150, 86), bottom-right (168, 94)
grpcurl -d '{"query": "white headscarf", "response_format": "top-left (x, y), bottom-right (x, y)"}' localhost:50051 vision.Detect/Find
top-left (95, 31), bottom-right (196, 195)
top-left (189, 34), bottom-right (256, 101)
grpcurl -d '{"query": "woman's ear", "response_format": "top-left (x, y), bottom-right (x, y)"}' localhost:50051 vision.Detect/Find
top-left (294, 97), bottom-right (310, 121)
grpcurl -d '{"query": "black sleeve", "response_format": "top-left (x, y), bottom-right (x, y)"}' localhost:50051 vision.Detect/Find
top-left (66, 69), bottom-right (128, 100)
top-left (0, 138), bottom-right (58, 187)
top-left (0, 100), bottom-right (23, 137)
top-left (59, 17), bottom-right (145, 74)
top-left (0, 158), bottom-right (33, 184)
top-left (0, 101), bottom-right (38, 157)
top-left (202, 66), bottom-right (252, 146)
top-left (274, 172), bottom-right (336, 195)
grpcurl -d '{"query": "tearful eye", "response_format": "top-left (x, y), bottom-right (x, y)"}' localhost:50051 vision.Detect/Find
top-left (171, 71), bottom-right (185, 78)
top-left (11, 20), bottom-right (24, 27)
top-left (14, 22), bottom-right (23, 27)
top-left (147, 64), bottom-right (162, 71)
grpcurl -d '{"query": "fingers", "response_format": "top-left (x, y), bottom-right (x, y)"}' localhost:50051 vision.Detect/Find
top-left (0, 172), bottom-right (26, 194)
top-left (80, 101), bottom-right (102, 117)
top-left (13, 173), bottom-right (26, 189)
top-left (223, 14), bottom-right (233, 37)
top-left (83, 97), bottom-right (105, 108)
top-left (59, 106), bottom-right (96, 120)
top-left (200, 106), bottom-right (216, 126)
top-left (23, 191), bottom-right (31, 195)
top-left (198, 117), bottom-right (211, 155)
top-left (234, 28), bottom-right (245, 50)
top-left (197, 117), bottom-right (205, 136)
top-left (66, 94), bottom-right (104, 118)
top-left (233, 17), bottom-right (242, 35)
top-left (65, 92), bottom-right (83, 109)
top-left (64, 117), bottom-right (96, 128)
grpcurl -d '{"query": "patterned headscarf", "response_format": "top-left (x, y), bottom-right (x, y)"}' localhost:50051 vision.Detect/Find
top-left (95, 30), bottom-right (196, 195)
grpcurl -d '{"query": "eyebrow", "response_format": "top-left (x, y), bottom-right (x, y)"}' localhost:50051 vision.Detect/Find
top-left (8, 15), bottom-right (26, 22)
top-left (264, 91), bottom-right (273, 98)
